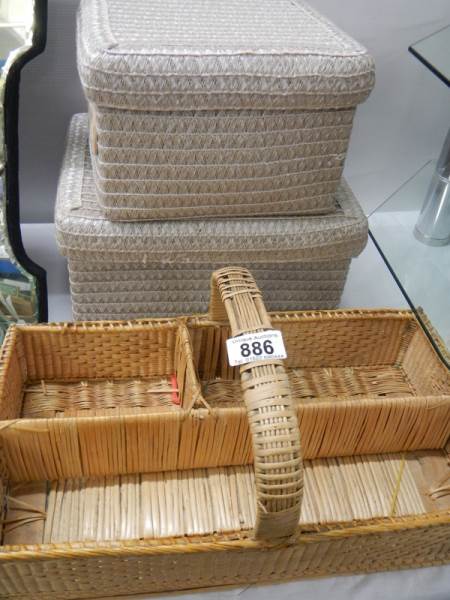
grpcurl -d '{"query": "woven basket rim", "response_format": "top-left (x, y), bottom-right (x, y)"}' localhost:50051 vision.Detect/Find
top-left (16, 308), bottom-right (415, 333)
top-left (0, 511), bottom-right (449, 562)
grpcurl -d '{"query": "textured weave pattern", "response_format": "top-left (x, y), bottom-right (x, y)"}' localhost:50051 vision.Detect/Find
top-left (94, 107), bottom-right (354, 177)
top-left (92, 166), bottom-right (341, 220)
top-left (91, 107), bottom-right (353, 220)
top-left (68, 260), bottom-right (347, 319)
top-left (95, 107), bottom-right (356, 139)
top-left (77, 0), bottom-right (374, 111)
top-left (68, 260), bottom-right (348, 319)
top-left (55, 115), bottom-right (368, 264)
top-left (68, 260), bottom-right (350, 286)
top-left (71, 301), bottom-right (341, 321)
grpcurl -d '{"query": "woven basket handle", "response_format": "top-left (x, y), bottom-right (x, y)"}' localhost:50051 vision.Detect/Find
top-left (209, 267), bottom-right (303, 541)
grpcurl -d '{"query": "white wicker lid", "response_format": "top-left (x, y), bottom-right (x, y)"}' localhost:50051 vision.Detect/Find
top-left (77, 0), bottom-right (374, 111)
top-left (55, 115), bottom-right (368, 264)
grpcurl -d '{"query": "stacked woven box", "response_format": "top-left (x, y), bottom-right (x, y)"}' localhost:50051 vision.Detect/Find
top-left (56, 0), bottom-right (374, 320)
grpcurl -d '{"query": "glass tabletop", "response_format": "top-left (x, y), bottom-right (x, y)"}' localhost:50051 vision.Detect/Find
top-left (369, 161), bottom-right (450, 367)
top-left (409, 25), bottom-right (450, 87)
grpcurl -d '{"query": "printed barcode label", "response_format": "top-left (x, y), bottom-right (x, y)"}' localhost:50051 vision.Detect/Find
top-left (226, 330), bottom-right (287, 367)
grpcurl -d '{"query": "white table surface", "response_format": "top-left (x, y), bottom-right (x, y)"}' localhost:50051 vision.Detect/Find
top-left (19, 223), bottom-right (450, 600)
top-left (94, 567), bottom-right (450, 600)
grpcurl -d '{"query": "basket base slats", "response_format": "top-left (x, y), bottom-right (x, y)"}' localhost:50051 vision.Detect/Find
top-left (3, 449), bottom-right (448, 547)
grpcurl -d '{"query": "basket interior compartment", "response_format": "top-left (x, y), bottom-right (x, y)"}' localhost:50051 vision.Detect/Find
top-left (0, 322), bottom-right (198, 421)
top-left (20, 378), bottom-right (179, 418)
top-left (0, 311), bottom-right (448, 551)
top-left (192, 311), bottom-right (449, 401)
top-left (189, 311), bottom-right (450, 459)
top-left (1, 448), bottom-right (449, 548)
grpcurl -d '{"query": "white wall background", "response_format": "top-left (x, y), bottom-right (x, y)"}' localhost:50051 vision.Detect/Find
top-left (18, 0), bottom-right (450, 221)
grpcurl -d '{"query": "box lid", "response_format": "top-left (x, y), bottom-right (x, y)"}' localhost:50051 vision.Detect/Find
top-left (77, 0), bottom-right (374, 111)
top-left (55, 115), bottom-right (368, 264)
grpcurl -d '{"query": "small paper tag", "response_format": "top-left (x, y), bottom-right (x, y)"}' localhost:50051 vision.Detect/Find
top-left (226, 330), bottom-right (287, 367)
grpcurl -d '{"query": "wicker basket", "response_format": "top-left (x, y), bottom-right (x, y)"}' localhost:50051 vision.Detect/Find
top-left (0, 267), bottom-right (449, 599)
top-left (77, 0), bottom-right (374, 220)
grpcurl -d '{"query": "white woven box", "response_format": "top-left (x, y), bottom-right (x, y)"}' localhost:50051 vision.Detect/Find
top-left (77, 0), bottom-right (374, 221)
top-left (55, 115), bottom-right (367, 321)
top-left (68, 260), bottom-right (350, 320)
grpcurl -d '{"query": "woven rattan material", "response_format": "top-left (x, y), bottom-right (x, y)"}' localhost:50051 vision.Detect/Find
top-left (55, 115), bottom-right (367, 263)
top-left (77, 0), bottom-right (374, 111)
top-left (1, 526), bottom-right (449, 600)
top-left (0, 266), bottom-right (449, 596)
top-left (202, 365), bottom-right (418, 407)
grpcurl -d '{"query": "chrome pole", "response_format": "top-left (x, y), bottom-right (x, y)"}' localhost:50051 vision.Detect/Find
top-left (414, 127), bottom-right (450, 246)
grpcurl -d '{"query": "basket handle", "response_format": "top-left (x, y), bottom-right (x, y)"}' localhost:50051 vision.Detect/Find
top-left (209, 267), bottom-right (303, 541)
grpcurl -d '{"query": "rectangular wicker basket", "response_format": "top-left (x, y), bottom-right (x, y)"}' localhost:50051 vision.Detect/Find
top-left (0, 267), bottom-right (449, 599)
top-left (77, 0), bottom-right (374, 220)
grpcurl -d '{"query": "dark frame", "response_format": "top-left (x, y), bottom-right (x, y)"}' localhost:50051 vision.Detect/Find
top-left (3, 0), bottom-right (48, 322)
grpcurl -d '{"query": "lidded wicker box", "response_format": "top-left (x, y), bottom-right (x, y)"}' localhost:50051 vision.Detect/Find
top-left (0, 267), bottom-right (449, 599)
top-left (56, 115), bottom-right (368, 320)
top-left (77, 0), bottom-right (374, 221)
